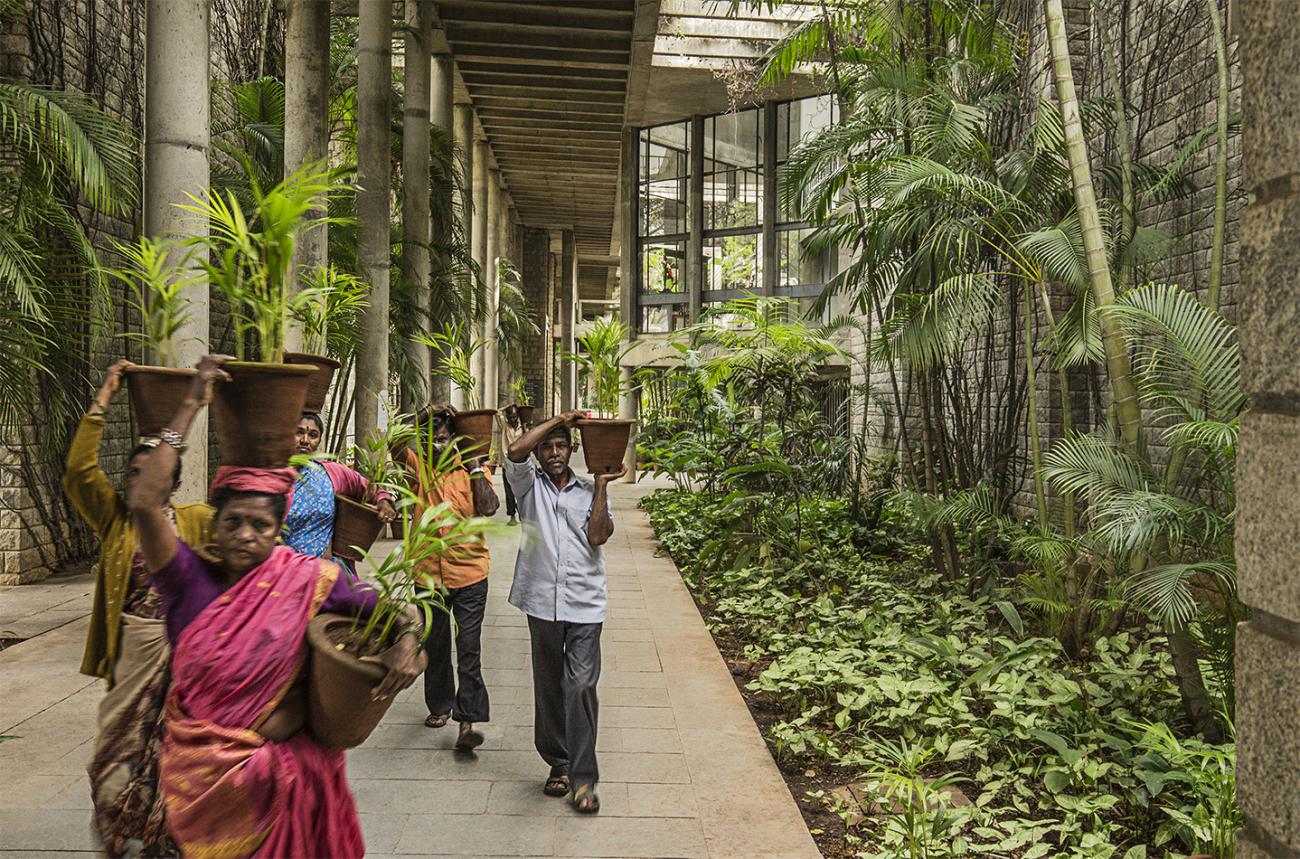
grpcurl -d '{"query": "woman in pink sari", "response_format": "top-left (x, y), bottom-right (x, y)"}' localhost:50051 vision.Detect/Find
top-left (128, 356), bottom-right (422, 858)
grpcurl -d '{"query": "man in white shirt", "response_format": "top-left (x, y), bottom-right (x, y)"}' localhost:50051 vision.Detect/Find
top-left (502, 410), bottom-right (624, 815)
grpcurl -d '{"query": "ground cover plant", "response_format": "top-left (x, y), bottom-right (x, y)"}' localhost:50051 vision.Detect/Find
top-left (642, 488), bottom-right (1238, 858)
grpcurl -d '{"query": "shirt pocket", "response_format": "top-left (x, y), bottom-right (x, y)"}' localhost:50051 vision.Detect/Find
top-left (565, 503), bottom-right (590, 535)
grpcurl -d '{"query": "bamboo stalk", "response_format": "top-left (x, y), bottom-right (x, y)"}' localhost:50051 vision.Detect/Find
top-left (1025, 281), bottom-right (1048, 528)
top-left (1043, 0), bottom-right (1143, 451)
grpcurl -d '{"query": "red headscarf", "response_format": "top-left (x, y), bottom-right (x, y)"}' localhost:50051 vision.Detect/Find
top-left (208, 466), bottom-right (298, 517)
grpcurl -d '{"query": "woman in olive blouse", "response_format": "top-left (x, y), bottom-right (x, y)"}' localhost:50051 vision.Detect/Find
top-left (62, 359), bottom-right (211, 857)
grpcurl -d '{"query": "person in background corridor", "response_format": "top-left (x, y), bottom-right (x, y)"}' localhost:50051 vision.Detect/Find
top-left (497, 404), bottom-right (525, 525)
top-left (503, 410), bottom-right (625, 814)
top-left (63, 359), bottom-right (211, 858)
top-left (405, 404), bottom-right (499, 751)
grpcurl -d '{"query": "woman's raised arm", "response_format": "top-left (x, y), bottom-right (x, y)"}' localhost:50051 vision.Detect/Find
top-left (128, 355), bottom-right (232, 572)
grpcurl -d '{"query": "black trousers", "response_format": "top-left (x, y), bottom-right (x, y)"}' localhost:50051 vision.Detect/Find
top-left (423, 578), bottom-right (490, 723)
top-left (503, 477), bottom-right (517, 517)
top-left (527, 615), bottom-right (602, 788)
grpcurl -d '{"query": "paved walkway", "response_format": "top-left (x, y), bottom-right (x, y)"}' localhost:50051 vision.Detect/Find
top-left (0, 477), bottom-right (819, 859)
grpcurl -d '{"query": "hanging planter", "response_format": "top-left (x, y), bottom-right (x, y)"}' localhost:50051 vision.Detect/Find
top-left (211, 362), bottom-right (317, 467)
top-left (306, 613), bottom-right (428, 749)
top-left (576, 418), bottom-right (634, 475)
top-left (284, 352), bottom-right (341, 414)
top-left (331, 494), bottom-right (385, 562)
top-left (124, 366), bottom-right (197, 437)
top-left (451, 408), bottom-right (496, 460)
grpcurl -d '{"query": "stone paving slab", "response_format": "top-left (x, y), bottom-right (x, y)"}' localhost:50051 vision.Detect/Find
top-left (0, 476), bottom-right (819, 859)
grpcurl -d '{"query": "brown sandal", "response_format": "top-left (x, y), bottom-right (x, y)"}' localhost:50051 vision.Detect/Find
top-left (424, 713), bottom-right (450, 728)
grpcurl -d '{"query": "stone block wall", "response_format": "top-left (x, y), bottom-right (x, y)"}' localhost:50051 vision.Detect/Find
top-left (1234, 1), bottom-right (1300, 853)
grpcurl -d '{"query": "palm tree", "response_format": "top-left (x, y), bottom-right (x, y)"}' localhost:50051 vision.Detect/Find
top-left (1042, 283), bottom-right (1240, 740)
top-left (0, 81), bottom-right (138, 439)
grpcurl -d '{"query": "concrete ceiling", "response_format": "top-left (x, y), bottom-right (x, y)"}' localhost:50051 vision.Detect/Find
top-left (436, 0), bottom-right (639, 300)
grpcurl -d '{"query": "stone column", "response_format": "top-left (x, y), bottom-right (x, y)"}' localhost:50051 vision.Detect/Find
top-left (354, 0), bottom-right (392, 439)
top-left (429, 54), bottom-right (454, 404)
top-left (1236, 4), bottom-right (1300, 857)
top-left (484, 170), bottom-right (502, 412)
top-left (283, 0), bottom-right (330, 355)
top-left (619, 128), bottom-right (638, 333)
top-left (451, 102), bottom-right (475, 409)
top-left (145, 0), bottom-right (209, 504)
top-left (618, 364), bottom-right (637, 481)
top-left (560, 229), bottom-right (576, 411)
top-left (399, 0), bottom-right (433, 412)
top-left (472, 140), bottom-right (490, 403)
top-left (687, 114), bottom-right (704, 322)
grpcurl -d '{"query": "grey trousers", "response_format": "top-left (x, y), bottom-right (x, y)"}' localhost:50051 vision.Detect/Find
top-left (527, 615), bottom-right (602, 788)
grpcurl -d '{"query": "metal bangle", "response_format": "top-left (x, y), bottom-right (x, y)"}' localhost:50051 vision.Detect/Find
top-left (157, 428), bottom-right (188, 453)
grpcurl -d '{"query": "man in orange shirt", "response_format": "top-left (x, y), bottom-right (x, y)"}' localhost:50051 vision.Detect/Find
top-left (406, 405), bottom-right (500, 751)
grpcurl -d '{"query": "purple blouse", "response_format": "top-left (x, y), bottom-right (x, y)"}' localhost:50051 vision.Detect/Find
top-left (152, 541), bottom-right (379, 644)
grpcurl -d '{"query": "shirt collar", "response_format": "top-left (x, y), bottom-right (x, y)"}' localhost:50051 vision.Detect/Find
top-left (536, 465), bottom-right (590, 493)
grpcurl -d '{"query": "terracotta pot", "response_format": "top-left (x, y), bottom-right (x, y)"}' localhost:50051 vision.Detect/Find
top-left (210, 362), bottom-right (317, 467)
top-left (451, 408), bottom-right (496, 461)
top-left (124, 366), bottom-right (197, 437)
top-left (576, 418), bottom-right (634, 474)
top-left (306, 613), bottom-right (428, 749)
top-left (331, 494), bottom-right (384, 562)
top-left (284, 352), bottom-right (341, 414)
top-left (515, 404), bottom-right (535, 426)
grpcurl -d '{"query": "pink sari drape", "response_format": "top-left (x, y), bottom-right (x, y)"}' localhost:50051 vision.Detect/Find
top-left (159, 547), bottom-right (364, 859)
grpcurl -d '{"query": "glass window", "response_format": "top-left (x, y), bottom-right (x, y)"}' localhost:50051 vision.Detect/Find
top-left (776, 227), bottom-right (828, 289)
top-left (633, 96), bottom-right (840, 332)
top-left (640, 303), bottom-right (691, 334)
top-left (776, 96), bottom-right (837, 221)
top-left (703, 233), bottom-right (760, 295)
top-left (703, 109), bottom-right (762, 231)
top-left (640, 122), bottom-right (689, 238)
top-left (641, 239), bottom-right (686, 296)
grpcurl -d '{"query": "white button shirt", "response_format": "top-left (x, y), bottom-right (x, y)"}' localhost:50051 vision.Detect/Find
top-left (503, 457), bottom-right (611, 624)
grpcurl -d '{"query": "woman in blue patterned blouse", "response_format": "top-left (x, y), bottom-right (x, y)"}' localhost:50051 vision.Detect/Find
top-left (284, 413), bottom-right (396, 564)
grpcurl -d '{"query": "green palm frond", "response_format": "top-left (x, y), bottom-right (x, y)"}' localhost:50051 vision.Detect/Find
top-left (875, 272), bottom-right (999, 369)
top-left (1110, 282), bottom-right (1244, 425)
top-left (1042, 431), bottom-right (1150, 501)
top-left (0, 82), bottom-right (137, 216)
top-left (1127, 560), bottom-right (1236, 628)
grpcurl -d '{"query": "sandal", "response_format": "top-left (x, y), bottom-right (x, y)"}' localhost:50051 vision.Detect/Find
top-left (543, 773), bottom-right (570, 797)
top-left (571, 783), bottom-right (600, 814)
top-left (455, 723), bottom-right (485, 752)
top-left (424, 713), bottom-right (450, 728)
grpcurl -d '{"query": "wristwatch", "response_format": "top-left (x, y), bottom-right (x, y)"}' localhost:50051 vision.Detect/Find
top-left (469, 465), bottom-right (485, 476)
